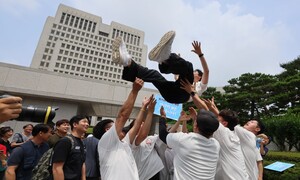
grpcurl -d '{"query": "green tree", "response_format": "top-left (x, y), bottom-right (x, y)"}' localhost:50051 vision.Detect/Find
top-left (223, 73), bottom-right (277, 122)
top-left (268, 57), bottom-right (300, 114)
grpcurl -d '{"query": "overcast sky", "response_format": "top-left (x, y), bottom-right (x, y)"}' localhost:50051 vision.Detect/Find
top-left (0, 0), bottom-right (299, 88)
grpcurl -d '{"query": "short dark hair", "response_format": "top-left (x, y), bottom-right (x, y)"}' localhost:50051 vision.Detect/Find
top-left (69, 115), bottom-right (90, 130)
top-left (0, 126), bottom-right (13, 137)
top-left (218, 109), bottom-right (239, 131)
top-left (93, 119), bottom-right (114, 139)
top-left (196, 109), bottom-right (219, 138)
top-left (23, 124), bottom-right (33, 129)
top-left (32, 124), bottom-right (51, 136)
top-left (55, 119), bottom-right (70, 127)
top-left (255, 119), bottom-right (265, 134)
top-left (194, 69), bottom-right (203, 81)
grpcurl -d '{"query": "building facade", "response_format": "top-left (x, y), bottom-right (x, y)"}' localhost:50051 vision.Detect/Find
top-left (31, 4), bottom-right (147, 85)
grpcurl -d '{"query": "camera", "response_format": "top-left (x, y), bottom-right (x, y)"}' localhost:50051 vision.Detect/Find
top-left (0, 94), bottom-right (58, 124)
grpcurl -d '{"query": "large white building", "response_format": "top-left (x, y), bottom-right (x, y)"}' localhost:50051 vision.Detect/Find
top-left (31, 4), bottom-right (147, 85)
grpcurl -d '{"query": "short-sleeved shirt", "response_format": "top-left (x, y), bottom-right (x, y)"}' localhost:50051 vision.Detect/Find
top-left (131, 135), bottom-right (164, 180)
top-left (167, 132), bottom-right (220, 180)
top-left (47, 133), bottom-right (63, 148)
top-left (7, 140), bottom-right (49, 179)
top-left (98, 124), bottom-right (139, 180)
top-left (52, 135), bottom-right (86, 180)
top-left (11, 133), bottom-right (31, 144)
top-left (235, 126), bottom-right (263, 180)
top-left (195, 81), bottom-right (208, 96)
top-left (213, 123), bottom-right (249, 180)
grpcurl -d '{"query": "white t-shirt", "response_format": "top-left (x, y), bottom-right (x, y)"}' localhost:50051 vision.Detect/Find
top-left (98, 124), bottom-right (139, 180)
top-left (188, 82), bottom-right (207, 102)
top-left (235, 125), bottom-right (263, 180)
top-left (131, 135), bottom-right (164, 180)
top-left (213, 123), bottom-right (249, 180)
top-left (167, 132), bottom-right (220, 180)
top-left (195, 81), bottom-right (207, 96)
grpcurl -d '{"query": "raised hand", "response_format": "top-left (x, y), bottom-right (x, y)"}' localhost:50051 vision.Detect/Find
top-left (203, 97), bottom-right (219, 115)
top-left (178, 111), bottom-right (191, 121)
top-left (180, 79), bottom-right (195, 94)
top-left (148, 98), bottom-right (157, 113)
top-left (188, 107), bottom-right (197, 121)
top-left (132, 77), bottom-right (144, 92)
top-left (142, 94), bottom-right (154, 107)
top-left (191, 41), bottom-right (203, 56)
top-left (160, 106), bottom-right (166, 117)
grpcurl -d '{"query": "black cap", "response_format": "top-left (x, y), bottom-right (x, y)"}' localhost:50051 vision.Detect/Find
top-left (196, 109), bottom-right (219, 135)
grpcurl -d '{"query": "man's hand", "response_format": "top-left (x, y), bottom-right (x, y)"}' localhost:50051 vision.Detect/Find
top-left (191, 41), bottom-right (203, 56)
top-left (203, 97), bottom-right (219, 116)
top-left (142, 94), bottom-right (153, 107)
top-left (188, 107), bottom-right (197, 121)
top-left (132, 78), bottom-right (144, 92)
top-left (178, 111), bottom-right (191, 122)
top-left (180, 79), bottom-right (194, 94)
top-left (0, 96), bottom-right (22, 123)
top-left (148, 98), bottom-right (156, 113)
top-left (160, 106), bottom-right (166, 118)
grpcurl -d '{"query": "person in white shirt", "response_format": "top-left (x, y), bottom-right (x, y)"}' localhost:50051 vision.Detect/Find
top-left (167, 108), bottom-right (220, 180)
top-left (164, 79), bottom-right (221, 180)
top-left (98, 78), bottom-right (143, 180)
top-left (213, 109), bottom-right (249, 180)
top-left (235, 119), bottom-right (265, 180)
top-left (128, 97), bottom-right (165, 180)
top-left (182, 80), bottom-right (249, 180)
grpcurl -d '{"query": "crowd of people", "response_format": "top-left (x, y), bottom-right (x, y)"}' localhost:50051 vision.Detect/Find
top-left (0, 30), bottom-right (271, 180)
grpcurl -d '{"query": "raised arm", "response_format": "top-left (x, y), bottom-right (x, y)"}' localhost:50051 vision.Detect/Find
top-left (115, 78), bottom-right (143, 140)
top-left (169, 111), bottom-right (191, 133)
top-left (127, 95), bottom-right (153, 144)
top-left (192, 41), bottom-right (209, 85)
top-left (135, 98), bottom-right (156, 146)
top-left (180, 79), bottom-right (208, 111)
top-left (159, 106), bottom-right (168, 144)
top-left (203, 97), bottom-right (219, 116)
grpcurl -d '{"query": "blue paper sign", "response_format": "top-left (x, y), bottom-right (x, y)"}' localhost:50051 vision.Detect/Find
top-left (264, 161), bottom-right (295, 172)
top-left (153, 94), bottom-right (182, 120)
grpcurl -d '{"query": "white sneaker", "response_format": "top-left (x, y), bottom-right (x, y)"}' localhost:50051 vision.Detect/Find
top-left (148, 31), bottom-right (176, 63)
top-left (112, 37), bottom-right (131, 66)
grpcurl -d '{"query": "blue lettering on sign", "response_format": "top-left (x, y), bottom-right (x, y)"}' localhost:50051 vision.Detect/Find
top-left (153, 94), bottom-right (182, 120)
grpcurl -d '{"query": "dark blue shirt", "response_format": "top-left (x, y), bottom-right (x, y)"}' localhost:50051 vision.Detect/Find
top-left (7, 140), bottom-right (49, 180)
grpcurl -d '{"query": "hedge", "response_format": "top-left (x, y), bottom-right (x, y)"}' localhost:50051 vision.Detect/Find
top-left (263, 151), bottom-right (300, 180)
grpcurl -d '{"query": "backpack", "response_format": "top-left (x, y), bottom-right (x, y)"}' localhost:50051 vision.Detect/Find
top-left (31, 135), bottom-right (75, 180)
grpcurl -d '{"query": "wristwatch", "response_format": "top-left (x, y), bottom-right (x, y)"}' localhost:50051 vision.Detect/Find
top-left (190, 91), bottom-right (196, 97)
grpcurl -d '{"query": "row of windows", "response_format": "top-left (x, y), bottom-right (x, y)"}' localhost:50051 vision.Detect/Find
top-left (50, 27), bottom-right (143, 54)
top-left (52, 24), bottom-right (110, 43)
top-left (55, 62), bottom-right (121, 75)
top-left (52, 69), bottom-right (127, 84)
top-left (56, 56), bottom-right (122, 72)
top-left (112, 28), bottom-right (141, 46)
top-left (60, 12), bottom-right (96, 33)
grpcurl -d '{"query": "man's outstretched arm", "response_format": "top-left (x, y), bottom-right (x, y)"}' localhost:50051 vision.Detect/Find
top-left (115, 78), bottom-right (144, 140)
top-left (192, 41), bottom-right (209, 85)
top-left (135, 98), bottom-right (156, 146)
top-left (128, 95), bottom-right (153, 144)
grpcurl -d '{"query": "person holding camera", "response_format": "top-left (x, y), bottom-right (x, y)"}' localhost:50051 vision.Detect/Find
top-left (0, 96), bottom-right (22, 123)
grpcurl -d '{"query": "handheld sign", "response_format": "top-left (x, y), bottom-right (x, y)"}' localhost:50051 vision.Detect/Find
top-left (153, 94), bottom-right (182, 120)
top-left (264, 161), bottom-right (295, 172)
